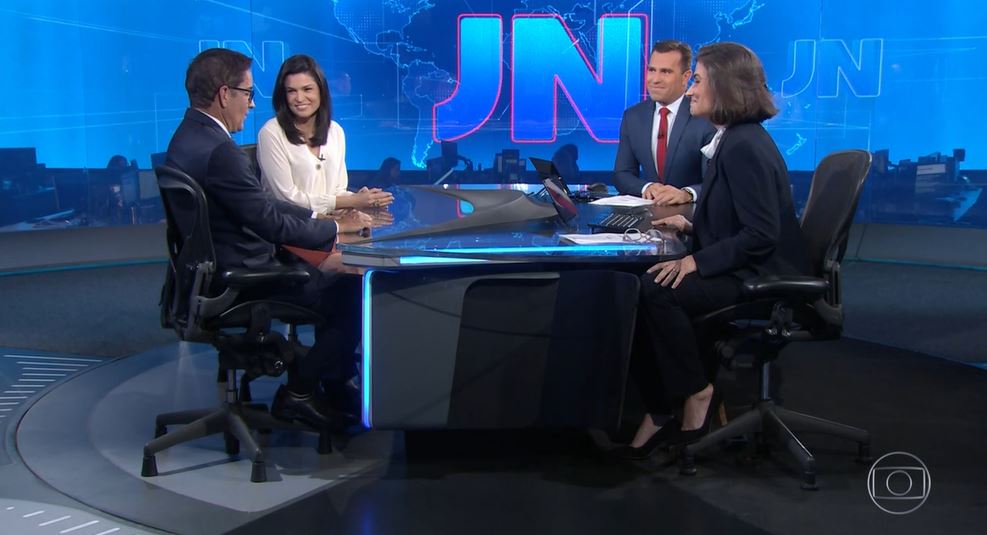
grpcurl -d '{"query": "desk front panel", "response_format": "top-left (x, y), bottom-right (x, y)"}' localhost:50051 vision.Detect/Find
top-left (362, 266), bottom-right (641, 430)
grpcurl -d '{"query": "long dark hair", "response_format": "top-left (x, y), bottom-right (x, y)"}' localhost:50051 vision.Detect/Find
top-left (272, 54), bottom-right (332, 147)
top-left (696, 42), bottom-right (777, 126)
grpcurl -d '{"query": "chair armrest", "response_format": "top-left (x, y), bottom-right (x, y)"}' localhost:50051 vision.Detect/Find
top-left (208, 300), bottom-right (325, 329)
top-left (742, 275), bottom-right (828, 300)
top-left (220, 266), bottom-right (311, 288)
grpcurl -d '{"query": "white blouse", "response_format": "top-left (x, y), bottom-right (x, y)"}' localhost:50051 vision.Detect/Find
top-left (700, 126), bottom-right (727, 160)
top-left (257, 117), bottom-right (351, 213)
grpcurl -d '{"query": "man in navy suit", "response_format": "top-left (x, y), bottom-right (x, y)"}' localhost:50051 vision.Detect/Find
top-left (612, 40), bottom-right (716, 205)
top-left (165, 48), bottom-right (368, 429)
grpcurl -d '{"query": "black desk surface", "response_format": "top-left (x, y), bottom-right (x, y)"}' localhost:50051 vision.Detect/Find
top-left (340, 184), bottom-right (690, 266)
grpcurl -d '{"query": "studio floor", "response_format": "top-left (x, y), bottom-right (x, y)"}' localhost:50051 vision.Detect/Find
top-left (0, 261), bottom-right (984, 535)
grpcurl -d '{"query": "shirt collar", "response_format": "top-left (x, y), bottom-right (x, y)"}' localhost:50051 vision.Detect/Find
top-left (700, 127), bottom-right (727, 160)
top-left (655, 93), bottom-right (685, 116)
top-left (195, 108), bottom-right (231, 138)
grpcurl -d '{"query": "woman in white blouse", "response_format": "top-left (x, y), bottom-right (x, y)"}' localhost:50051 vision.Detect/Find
top-left (258, 54), bottom-right (392, 214)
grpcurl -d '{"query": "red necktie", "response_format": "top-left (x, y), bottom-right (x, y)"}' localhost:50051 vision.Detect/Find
top-left (656, 106), bottom-right (670, 183)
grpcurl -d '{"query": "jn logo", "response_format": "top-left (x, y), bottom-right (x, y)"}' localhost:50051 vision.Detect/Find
top-left (434, 14), bottom-right (647, 144)
top-left (782, 38), bottom-right (884, 98)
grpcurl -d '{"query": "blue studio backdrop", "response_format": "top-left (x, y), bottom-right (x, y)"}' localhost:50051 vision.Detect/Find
top-left (1, 0), bottom-right (985, 230)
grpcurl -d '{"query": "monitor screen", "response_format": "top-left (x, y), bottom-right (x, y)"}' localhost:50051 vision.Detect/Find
top-left (542, 176), bottom-right (578, 223)
top-left (528, 157), bottom-right (571, 195)
top-left (137, 170), bottom-right (160, 200)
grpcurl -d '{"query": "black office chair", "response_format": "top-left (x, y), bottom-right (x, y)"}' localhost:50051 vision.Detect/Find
top-left (240, 143), bottom-right (259, 177)
top-left (681, 150), bottom-right (873, 489)
top-left (141, 164), bottom-right (331, 483)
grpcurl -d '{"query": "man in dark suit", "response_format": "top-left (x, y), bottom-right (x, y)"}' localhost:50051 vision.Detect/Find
top-left (612, 40), bottom-right (716, 205)
top-left (165, 48), bottom-right (368, 429)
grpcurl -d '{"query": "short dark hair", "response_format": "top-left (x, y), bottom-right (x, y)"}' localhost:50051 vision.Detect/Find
top-left (272, 54), bottom-right (332, 147)
top-left (185, 48), bottom-right (252, 109)
top-left (650, 40), bottom-right (693, 73)
top-left (696, 42), bottom-right (777, 125)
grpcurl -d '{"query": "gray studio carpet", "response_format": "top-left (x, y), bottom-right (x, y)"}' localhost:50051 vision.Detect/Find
top-left (0, 263), bottom-right (175, 358)
top-left (0, 260), bottom-right (984, 365)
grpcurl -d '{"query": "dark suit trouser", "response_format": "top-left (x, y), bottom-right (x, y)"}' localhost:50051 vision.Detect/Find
top-left (632, 271), bottom-right (742, 415)
top-left (240, 264), bottom-right (361, 394)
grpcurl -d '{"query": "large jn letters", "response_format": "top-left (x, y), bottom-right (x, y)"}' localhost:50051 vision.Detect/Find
top-left (433, 14), bottom-right (647, 144)
top-left (432, 15), bottom-right (883, 145)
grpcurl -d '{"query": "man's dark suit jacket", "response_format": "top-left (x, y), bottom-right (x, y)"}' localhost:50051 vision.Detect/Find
top-left (692, 122), bottom-right (811, 280)
top-left (165, 109), bottom-right (337, 269)
top-left (612, 96), bottom-right (716, 196)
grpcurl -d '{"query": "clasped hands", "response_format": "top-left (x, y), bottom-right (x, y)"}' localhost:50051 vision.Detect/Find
top-left (319, 209), bottom-right (372, 234)
top-left (647, 214), bottom-right (696, 288)
top-left (643, 183), bottom-right (692, 206)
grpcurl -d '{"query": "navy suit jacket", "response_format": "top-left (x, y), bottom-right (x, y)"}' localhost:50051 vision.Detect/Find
top-left (612, 96), bottom-right (715, 196)
top-left (692, 122), bottom-right (811, 280)
top-left (165, 109), bottom-right (337, 269)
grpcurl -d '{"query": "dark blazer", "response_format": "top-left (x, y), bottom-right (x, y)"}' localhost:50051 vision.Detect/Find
top-left (165, 109), bottom-right (337, 269)
top-left (612, 96), bottom-right (716, 196)
top-left (692, 122), bottom-right (811, 279)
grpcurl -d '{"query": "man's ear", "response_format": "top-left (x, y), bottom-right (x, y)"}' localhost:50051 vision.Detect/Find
top-left (217, 86), bottom-right (230, 108)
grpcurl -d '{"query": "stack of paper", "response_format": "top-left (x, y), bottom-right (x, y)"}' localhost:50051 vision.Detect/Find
top-left (589, 195), bottom-right (654, 207)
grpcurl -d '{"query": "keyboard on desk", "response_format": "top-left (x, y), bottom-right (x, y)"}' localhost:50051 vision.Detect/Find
top-left (589, 210), bottom-right (652, 233)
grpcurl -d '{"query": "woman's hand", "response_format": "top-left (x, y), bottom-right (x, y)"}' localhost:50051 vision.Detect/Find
top-left (349, 187), bottom-right (394, 210)
top-left (646, 254), bottom-right (697, 289)
top-left (652, 214), bottom-right (693, 234)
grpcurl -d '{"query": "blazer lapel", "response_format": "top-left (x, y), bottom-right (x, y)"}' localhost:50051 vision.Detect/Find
top-left (695, 131), bottom-right (724, 210)
top-left (664, 97), bottom-right (691, 172)
top-left (636, 102), bottom-right (659, 181)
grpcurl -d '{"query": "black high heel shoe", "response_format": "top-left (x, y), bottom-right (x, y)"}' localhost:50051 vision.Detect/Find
top-left (669, 388), bottom-right (719, 446)
top-left (612, 418), bottom-right (681, 460)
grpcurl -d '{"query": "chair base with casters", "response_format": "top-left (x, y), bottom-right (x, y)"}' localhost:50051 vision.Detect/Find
top-left (141, 367), bottom-right (333, 484)
top-left (143, 297), bottom-right (335, 483)
top-left (679, 295), bottom-right (872, 490)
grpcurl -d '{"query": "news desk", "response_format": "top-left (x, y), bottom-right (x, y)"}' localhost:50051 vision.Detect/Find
top-left (338, 185), bottom-right (689, 430)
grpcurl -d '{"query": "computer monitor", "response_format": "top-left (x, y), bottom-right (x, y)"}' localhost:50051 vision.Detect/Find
top-left (138, 170), bottom-right (160, 200)
top-left (528, 157), bottom-right (572, 195)
top-left (120, 169), bottom-right (140, 205)
top-left (0, 147), bottom-right (38, 173)
top-left (150, 151), bottom-right (167, 169)
top-left (529, 157), bottom-right (577, 222)
top-left (0, 148), bottom-right (40, 190)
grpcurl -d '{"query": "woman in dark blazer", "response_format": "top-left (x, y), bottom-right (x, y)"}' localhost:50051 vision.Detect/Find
top-left (620, 42), bottom-right (811, 458)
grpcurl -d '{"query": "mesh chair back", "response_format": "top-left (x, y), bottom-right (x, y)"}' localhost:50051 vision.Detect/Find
top-left (156, 165), bottom-right (218, 335)
top-left (240, 143), bottom-right (259, 177)
top-left (799, 150), bottom-right (872, 277)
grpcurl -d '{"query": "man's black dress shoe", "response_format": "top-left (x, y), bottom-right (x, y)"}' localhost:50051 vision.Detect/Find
top-left (612, 418), bottom-right (682, 460)
top-left (271, 385), bottom-right (353, 430)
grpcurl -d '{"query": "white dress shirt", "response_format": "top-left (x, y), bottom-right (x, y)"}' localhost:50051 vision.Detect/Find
top-left (257, 118), bottom-right (352, 214)
top-left (642, 94), bottom-right (697, 201)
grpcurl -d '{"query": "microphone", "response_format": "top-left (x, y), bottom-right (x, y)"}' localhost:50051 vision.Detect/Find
top-left (318, 152), bottom-right (325, 161)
